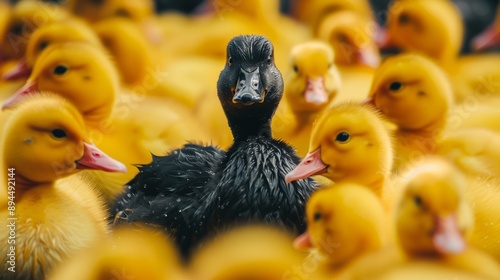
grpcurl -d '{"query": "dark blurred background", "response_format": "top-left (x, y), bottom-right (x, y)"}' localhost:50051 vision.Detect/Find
top-left (13, 0), bottom-right (500, 53)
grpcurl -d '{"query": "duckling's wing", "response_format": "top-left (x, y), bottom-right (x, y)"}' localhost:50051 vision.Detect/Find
top-left (110, 143), bottom-right (225, 258)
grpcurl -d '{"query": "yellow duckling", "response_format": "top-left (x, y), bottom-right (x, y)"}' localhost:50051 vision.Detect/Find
top-left (273, 41), bottom-right (341, 156)
top-left (294, 183), bottom-right (388, 279)
top-left (0, 94), bottom-right (126, 279)
top-left (3, 42), bottom-right (211, 203)
top-left (49, 225), bottom-right (188, 280)
top-left (471, 3), bottom-right (500, 51)
top-left (315, 9), bottom-right (381, 69)
top-left (3, 19), bottom-right (102, 81)
top-left (286, 103), bottom-right (393, 199)
top-left (393, 157), bottom-right (500, 278)
top-left (190, 225), bottom-right (304, 280)
top-left (0, 0), bottom-right (70, 61)
top-left (293, 0), bottom-right (375, 29)
top-left (364, 54), bottom-right (453, 172)
top-left (380, 0), bottom-right (500, 103)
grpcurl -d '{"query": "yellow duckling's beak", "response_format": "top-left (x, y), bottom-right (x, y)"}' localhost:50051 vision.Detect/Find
top-left (471, 23), bottom-right (500, 51)
top-left (292, 231), bottom-right (313, 250)
top-left (76, 142), bottom-right (127, 173)
top-left (433, 214), bottom-right (466, 255)
top-left (285, 149), bottom-right (328, 183)
top-left (2, 58), bottom-right (31, 81)
top-left (2, 80), bottom-right (38, 110)
top-left (304, 76), bottom-right (328, 105)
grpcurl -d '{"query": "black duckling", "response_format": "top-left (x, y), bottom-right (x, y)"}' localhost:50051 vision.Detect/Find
top-left (112, 35), bottom-right (317, 259)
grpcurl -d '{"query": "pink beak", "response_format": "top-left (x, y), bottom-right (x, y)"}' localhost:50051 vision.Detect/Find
top-left (2, 80), bottom-right (38, 110)
top-left (2, 58), bottom-right (31, 81)
top-left (285, 149), bottom-right (328, 183)
top-left (304, 77), bottom-right (328, 105)
top-left (76, 142), bottom-right (127, 173)
top-left (471, 23), bottom-right (500, 51)
top-left (376, 28), bottom-right (397, 50)
top-left (356, 48), bottom-right (381, 68)
top-left (293, 231), bottom-right (313, 250)
top-left (432, 214), bottom-right (466, 255)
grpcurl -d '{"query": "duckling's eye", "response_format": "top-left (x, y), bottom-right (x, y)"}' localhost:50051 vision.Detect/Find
top-left (53, 65), bottom-right (68, 76)
top-left (335, 132), bottom-right (350, 143)
top-left (267, 55), bottom-right (272, 65)
top-left (413, 195), bottom-right (423, 207)
top-left (228, 56), bottom-right (233, 66)
top-left (91, 0), bottom-right (104, 5)
top-left (38, 41), bottom-right (48, 51)
top-left (336, 33), bottom-right (349, 43)
top-left (11, 23), bottom-right (22, 36)
top-left (51, 129), bottom-right (67, 139)
top-left (313, 212), bottom-right (322, 221)
top-left (398, 13), bottom-right (411, 25)
top-left (293, 65), bottom-right (298, 72)
top-left (388, 81), bottom-right (403, 92)
top-left (115, 8), bottom-right (131, 18)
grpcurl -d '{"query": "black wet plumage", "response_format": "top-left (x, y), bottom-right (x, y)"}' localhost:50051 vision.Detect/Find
top-left (111, 35), bottom-right (317, 259)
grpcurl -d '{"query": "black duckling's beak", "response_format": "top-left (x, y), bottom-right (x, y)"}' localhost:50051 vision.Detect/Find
top-left (232, 68), bottom-right (265, 105)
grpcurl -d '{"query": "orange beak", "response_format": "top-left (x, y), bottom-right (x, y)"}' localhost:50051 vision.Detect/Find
top-left (471, 23), bottom-right (500, 51)
top-left (2, 80), bottom-right (38, 110)
top-left (76, 142), bottom-right (127, 173)
top-left (432, 214), bottom-right (466, 255)
top-left (2, 58), bottom-right (31, 81)
top-left (285, 149), bottom-right (328, 183)
top-left (293, 231), bottom-right (313, 250)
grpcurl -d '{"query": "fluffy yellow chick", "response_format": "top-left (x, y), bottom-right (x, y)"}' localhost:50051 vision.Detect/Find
top-left (380, 0), bottom-right (500, 103)
top-left (0, 94), bottom-right (126, 279)
top-left (273, 41), bottom-right (341, 155)
top-left (49, 225), bottom-right (188, 280)
top-left (190, 225), bottom-right (304, 280)
top-left (365, 54), bottom-right (453, 172)
top-left (394, 157), bottom-right (500, 278)
top-left (471, 3), bottom-right (500, 51)
top-left (293, 0), bottom-right (374, 29)
top-left (0, 0), bottom-right (70, 60)
top-left (315, 9), bottom-right (381, 69)
top-left (294, 183), bottom-right (387, 279)
top-left (286, 103), bottom-right (393, 199)
top-left (2, 42), bottom-right (211, 203)
top-left (3, 19), bottom-right (102, 81)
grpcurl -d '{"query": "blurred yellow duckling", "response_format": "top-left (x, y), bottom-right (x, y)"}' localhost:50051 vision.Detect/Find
top-left (286, 103), bottom-right (394, 200)
top-left (0, 94), bottom-right (126, 279)
top-left (0, 0), bottom-right (70, 61)
top-left (273, 41), bottom-right (341, 155)
top-left (3, 19), bottom-right (102, 81)
top-left (190, 225), bottom-right (304, 280)
top-left (3, 42), bottom-right (211, 203)
top-left (293, 0), bottom-right (375, 29)
top-left (294, 183), bottom-right (388, 279)
top-left (364, 54), bottom-right (453, 172)
top-left (380, 0), bottom-right (500, 103)
top-left (436, 128), bottom-right (500, 178)
top-left (471, 2), bottom-right (500, 51)
top-left (394, 157), bottom-right (500, 278)
top-left (50, 225), bottom-right (188, 280)
top-left (315, 9), bottom-right (381, 69)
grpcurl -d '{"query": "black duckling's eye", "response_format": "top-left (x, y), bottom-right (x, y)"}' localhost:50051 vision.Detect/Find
top-left (336, 33), bottom-right (349, 43)
top-left (398, 13), bottom-right (411, 25)
top-left (38, 41), bottom-right (48, 51)
top-left (413, 195), bottom-right (423, 207)
top-left (313, 212), bottom-right (322, 222)
top-left (293, 64), bottom-right (298, 72)
top-left (335, 132), bottom-right (350, 143)
top-left (388, 81), bottom-right (403, 92)
top-left (11, 23), bottom-right (22, 36)
top-left (51, 128), bottom-right (67, 139)
top-left (91, 0), bottom-right (104, 5)
top-left (53, 65), bottom-right (68, 76)
top-left (267, 55), bottom-right (272, 65)
top-left (228, 56), bottom-right (233, 66)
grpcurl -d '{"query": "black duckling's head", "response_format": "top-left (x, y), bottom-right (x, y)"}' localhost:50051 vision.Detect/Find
top-left (217, 35), bottom-right (284, 140)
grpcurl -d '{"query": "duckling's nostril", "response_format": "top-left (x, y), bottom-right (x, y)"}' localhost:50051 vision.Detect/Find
top-left (305, 159), bottom-right (312, 164)
top-left (92, 153), bottom-right (101, 158)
